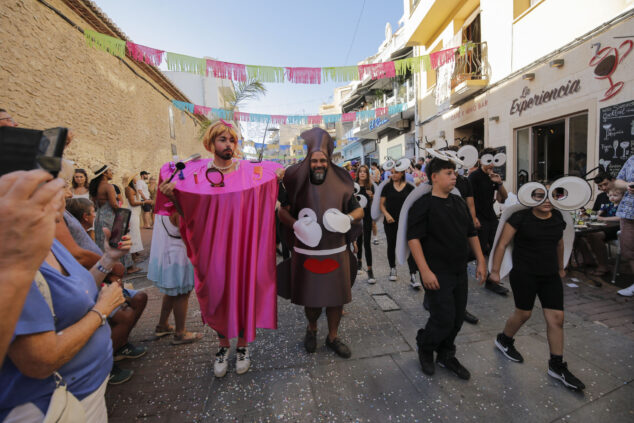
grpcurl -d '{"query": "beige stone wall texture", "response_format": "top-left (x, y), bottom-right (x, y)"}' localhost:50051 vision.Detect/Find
top-left (0, 0), bottom-right (204, 184)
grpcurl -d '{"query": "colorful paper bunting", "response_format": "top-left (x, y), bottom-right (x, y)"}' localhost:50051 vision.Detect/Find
top-left (84, 30), bottom-right (126, 58)
top-left (126, 42), bottom-right (164, 66)
top-left (285, 67), bottom-right (321, 84)
top-left (166, 52), bottom-right (205, 75)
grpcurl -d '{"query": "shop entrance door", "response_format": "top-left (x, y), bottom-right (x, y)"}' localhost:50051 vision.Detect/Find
top-left (533, 120), bottom-right (565, 181)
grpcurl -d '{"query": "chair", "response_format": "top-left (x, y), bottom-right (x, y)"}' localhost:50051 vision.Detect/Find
top-left (610, 231), bottom-right (621, 284)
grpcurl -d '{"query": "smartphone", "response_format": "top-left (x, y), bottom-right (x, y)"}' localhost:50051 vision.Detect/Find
top-left (109, 208), bottom-right (132, 248)
top-left (0, 126), bottom-right (67, 177)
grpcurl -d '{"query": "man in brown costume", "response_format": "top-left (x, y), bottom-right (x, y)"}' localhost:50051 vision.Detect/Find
top-left (278, 128), bottom-right (363, 358)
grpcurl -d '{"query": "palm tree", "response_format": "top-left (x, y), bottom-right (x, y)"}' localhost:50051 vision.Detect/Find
top-left (198, 77), bottom-right (267, 139)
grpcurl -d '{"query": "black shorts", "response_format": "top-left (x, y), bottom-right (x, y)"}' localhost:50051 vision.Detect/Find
top-left (509, 269), bottom-right (563, 311)
top-left (477, 218), bottom-right (498, 256)
top-left (142, 204), bottom-right (153, 212)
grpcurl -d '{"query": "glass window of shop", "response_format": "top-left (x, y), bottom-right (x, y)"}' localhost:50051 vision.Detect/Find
top-left (515, 112), bottom-right (588, 188)
top-left (387, 145), bottom-right (403, 160)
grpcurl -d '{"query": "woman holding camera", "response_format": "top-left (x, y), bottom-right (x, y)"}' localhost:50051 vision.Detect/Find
top-left (0, 193), bottom-right (132, 422)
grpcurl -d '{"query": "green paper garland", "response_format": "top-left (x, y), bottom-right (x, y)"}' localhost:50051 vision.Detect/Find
top-left (84, 29), bottom-right (126, 58)
top-left (166, 52), bottom-right (206, 76)
top-left (322, 66), bottom-right (360, 82)
top-left (246, 65), bottom-right (285, 83)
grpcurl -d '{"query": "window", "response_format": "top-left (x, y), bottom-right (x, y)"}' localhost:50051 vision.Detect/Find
top-left (387, 145), bottom-right (402, 160)
top-left (515, 112), bottom-right (588, 188)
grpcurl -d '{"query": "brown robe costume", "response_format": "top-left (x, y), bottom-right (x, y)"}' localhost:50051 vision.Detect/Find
top-left (277, 128), bottom-right (361, 307)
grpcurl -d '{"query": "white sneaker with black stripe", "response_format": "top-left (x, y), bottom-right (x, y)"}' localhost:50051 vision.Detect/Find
top-left (214, 347), bottom-right (229, 378)
top-left (236, 347), bottom-right (251, 375)
top-left (389, 268), bottom-right (397, 281)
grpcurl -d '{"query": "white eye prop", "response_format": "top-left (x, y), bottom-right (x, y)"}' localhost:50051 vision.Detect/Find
top-left (294, 208), bottom-right (322, 247)
top-left (443, 150), bottom-right (466, 168)
top-left (382, 159), bottom-right (395, 171)
top-left (395, 158), bottom-right (410, 172)
top-left (298, 208), bottom-right (318, 221)
top-left (425, 148), bottom-right (449, 161)
top-left (493, 152), bottom-right (507, 167)
top-left (548, 176), bottom-right (592, 211)
top-left (356, 194), bottom-right (368, 209)
top-left (457, 145), bottom-right (478, 168)
top-left (353, 182), bottom-right (361, 195)
top-left (517, 182), bottom-right (548, 207)
top-left (480, 154), bottom-right (494, 166)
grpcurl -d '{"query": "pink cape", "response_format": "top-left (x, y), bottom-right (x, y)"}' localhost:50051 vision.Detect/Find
top-left (155, 159), bottom-right (281, 342)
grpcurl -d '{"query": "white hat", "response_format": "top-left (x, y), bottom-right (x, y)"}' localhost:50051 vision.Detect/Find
top-left (92, 164), bottom-right (109, 177)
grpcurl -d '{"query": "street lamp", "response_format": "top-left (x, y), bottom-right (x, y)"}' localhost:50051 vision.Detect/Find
top-left (254, 125), bottom-right (279, 163)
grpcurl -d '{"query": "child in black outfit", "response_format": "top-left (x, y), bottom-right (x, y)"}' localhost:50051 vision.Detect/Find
top-left (489, 185), bottom-right (585, 390)
top-left (407, 158), bottom-right (487, 379)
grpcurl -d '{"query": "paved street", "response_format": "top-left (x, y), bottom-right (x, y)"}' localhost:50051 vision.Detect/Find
top-left (106, 228), bottom-right (634, 422)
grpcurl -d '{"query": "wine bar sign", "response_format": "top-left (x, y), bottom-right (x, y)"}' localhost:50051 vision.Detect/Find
top-left (599, 99), bottom-right (633, 177)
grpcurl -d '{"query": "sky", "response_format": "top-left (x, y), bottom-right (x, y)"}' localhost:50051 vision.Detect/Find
top-left (92, 0), bottom-right (405, 117)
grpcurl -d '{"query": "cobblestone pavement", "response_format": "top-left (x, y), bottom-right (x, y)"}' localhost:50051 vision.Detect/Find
top-left (106, 228), bottom-right (634, 422)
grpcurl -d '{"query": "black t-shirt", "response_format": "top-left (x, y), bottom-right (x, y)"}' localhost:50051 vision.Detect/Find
top-left (507, 208), bottom-right (566, 275)
top-left (357, 183), bottom-right (375, 222)
top-left (455, 175), bottom-right (473, 199)
top-left (468, 168), bottom-right (498, 221)
top-left (407, 193), bottom-right (477, 274)
top-left (381, 181), bottom-right (415, 224)
top-left (592, 192), bottom-right (610, 212)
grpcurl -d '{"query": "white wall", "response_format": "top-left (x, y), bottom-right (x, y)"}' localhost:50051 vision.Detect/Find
top-left (511, 0), bottom-right (634, 71)
top-left (481, 0), bottom-right (514, 83)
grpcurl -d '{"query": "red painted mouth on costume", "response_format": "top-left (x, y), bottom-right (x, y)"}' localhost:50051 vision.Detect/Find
top-left (303, 258), bottom-right (340, 274)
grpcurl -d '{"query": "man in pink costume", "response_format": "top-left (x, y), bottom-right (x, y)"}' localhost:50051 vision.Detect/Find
top-left (278, 127), bottom-right (364, 358)
top-left (156, 120), bottom-right (281, 378)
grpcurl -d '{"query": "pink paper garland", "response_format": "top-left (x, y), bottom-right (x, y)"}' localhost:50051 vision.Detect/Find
top-left (308, 115), bottom-right (323, 124)
top-left (358, 62), bottom-right (396, 80)
top-left (271, 115), bottom-right (287, 125)
top-left (342, 112), bottom-right (356, 122)
top-left (375, 107), bottom-right (388, 117)
top-left (194, 105), bottom-right (212, 116)
top-left (285, 67), bottom-right (322, 84)
top-left (206, 59), bottom-right (247, 82)
top-left (430, 47), bottom-right (458, 70)
top-left (126, 41), bottom-right (164, 67)
top-left (234, 112), bottom-right (250, 121)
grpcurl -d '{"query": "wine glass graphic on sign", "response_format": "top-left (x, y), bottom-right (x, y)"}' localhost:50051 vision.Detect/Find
top-left (620, 141), bottom-right (629, 159)
top-left (589, 40), bottom-right (633, 102)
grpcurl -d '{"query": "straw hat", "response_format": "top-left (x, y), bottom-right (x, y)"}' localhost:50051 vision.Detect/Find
top-left (122, 173), bottom-right (137, 188)
top-left (92, 164), bottom-right (109, 177)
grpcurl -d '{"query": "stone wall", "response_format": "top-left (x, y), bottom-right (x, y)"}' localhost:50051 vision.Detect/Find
top-left (0, 0), bottom-right (204, 183)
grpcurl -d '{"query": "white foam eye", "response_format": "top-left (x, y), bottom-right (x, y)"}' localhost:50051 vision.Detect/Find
top-left (493, 153), bottom-right (507, 167)
top-left (457, 145), bottom-right (478, 168)
top-left (353, 182), bottom-right (361, 195)
top-left (383, 159), bottom-right (395, 171)
top-left (548, 176), bottom-right (592, 211)
top-left (298, 208), bottom-right (318, 222)
top-left (425, 148), bottom-right (449, 161)
top-left (517, 182), bottom-right (547, 207)
top-left (356, 194), bottom-right (368, 209)
top-left (395, 158), bottom-right (410, 172)
top-left (480, 154), bottom-right (494, 166)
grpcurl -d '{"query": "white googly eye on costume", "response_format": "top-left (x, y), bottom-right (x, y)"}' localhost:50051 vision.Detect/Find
top-left (548, 176), bottom-right (592, 211)
top-left (493, 153), bottom-right (507, 167)
top-left (443, 151), bottom-right (466, 168)
top-left (480, 154), bottom-right (494, 166)
top-left (425, 148), bottom-right (449, 161)
top-left (353, 182), bottom-right (361, 195)
top-left (457, 145), bottom-right (478, 168)
top-left (298, 208), bottom-right (318, 222)
top-left (517, 182), bottom-right (547, 207)
top-left (395, 158), bottom-right (410, 172)
top-left (356, 194), bottom-right (368, 209)
top-left (382, 159), bottom-right (395, 171)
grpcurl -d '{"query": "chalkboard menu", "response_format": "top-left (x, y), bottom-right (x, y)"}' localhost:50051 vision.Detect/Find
top-left (599, 100), bottom-right (633, 177)
top-left (493, 146), bottom-right (507, 181)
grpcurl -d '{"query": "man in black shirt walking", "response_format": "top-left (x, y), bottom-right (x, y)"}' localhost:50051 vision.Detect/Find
top-left (407, 158), bottom-right (487, 379)
top-left (468, 148), bottom-right (509, 295)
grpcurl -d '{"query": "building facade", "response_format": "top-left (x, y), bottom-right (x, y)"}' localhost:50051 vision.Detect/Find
top-left (402, 0), bottom-right (634, 195)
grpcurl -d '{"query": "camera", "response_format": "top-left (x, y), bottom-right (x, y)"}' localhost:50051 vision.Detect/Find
top-left (0, 126), bottom-right (68, 177)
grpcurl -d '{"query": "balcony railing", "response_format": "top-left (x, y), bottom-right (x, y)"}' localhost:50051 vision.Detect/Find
top-left (450, 41), bottom-right (489, 89)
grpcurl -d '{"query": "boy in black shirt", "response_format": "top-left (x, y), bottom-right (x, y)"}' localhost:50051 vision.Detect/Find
top-left (468, 148), bottom-right (509, 295)
top-left (407, 158), bottom-right (487, 379)
top-left (489, 187), bottom-right (585, 390)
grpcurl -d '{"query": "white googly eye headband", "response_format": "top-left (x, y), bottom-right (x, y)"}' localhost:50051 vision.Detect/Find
top-left (382, 158), bottom-right (410, 172)
top-left (517, 176), bottom-right (592, 211)
top-left (480, 152), bottom-right (507, 167)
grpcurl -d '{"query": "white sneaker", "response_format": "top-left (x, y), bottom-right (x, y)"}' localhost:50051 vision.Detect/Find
top-left (410, 274), bottom-right (422, 290)
top-left (389, 268), bottom-right (397, 281)
top-left (357, 267), bottom-right (364, 275)
top-left (617, 283), bottom-right (634, 297)
top-left (236, 347), bottom-right (251, 375)
top-left (367, 269), bottom-right (376, 284)
top-left (214, 347), bottom-right (229, 378)
top-left (372, 238), bottom-right (379, 245)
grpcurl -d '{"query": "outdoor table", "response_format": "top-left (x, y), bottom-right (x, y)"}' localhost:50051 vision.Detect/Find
top-left (573, 221), bottom-right (620, 235)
